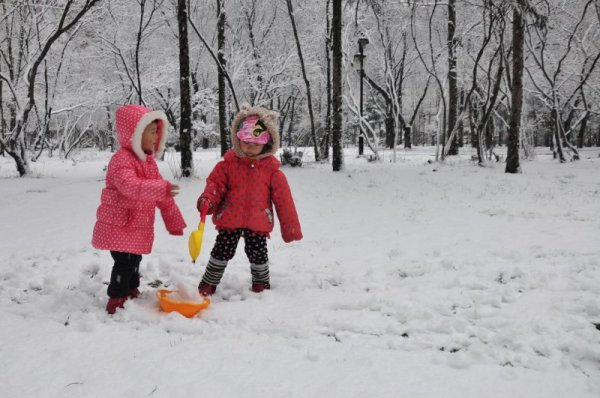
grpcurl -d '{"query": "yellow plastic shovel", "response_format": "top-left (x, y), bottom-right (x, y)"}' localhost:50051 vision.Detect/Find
top-left (188, 202), bottom-right (209, 263)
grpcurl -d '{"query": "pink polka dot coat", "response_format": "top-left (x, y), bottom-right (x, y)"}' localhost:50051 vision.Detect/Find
top-left (92, 104), bottom-right (186, 255)
top-left (199, 104), bottom-right (302, 243)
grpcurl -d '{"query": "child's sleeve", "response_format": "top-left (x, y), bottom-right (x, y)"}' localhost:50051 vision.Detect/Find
top-left (157, 196), bottom-right (187, 235)
top-left (199, 162), bottom-right (228, 214)
top-left (271, 170), bottom-right (303, 243)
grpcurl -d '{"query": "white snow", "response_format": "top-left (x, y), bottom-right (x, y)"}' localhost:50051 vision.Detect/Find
top-left (1, 147), bottom-right (599, 397)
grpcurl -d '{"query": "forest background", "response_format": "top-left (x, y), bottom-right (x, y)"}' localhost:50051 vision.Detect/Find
top-left (1, 0), bottom-right (599, 177)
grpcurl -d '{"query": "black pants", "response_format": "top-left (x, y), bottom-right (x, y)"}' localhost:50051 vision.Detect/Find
top-left (107, 251), bottom-right (142, 298)
top-left (202, 229), bottom-right (269, 286)
top-left (211, 228), bottom-right (269, 264)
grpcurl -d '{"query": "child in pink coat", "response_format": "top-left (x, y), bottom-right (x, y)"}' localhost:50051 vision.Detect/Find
top-left (92, 104), bottom-right (186, 314)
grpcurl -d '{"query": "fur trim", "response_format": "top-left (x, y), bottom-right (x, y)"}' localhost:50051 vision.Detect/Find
top-left (131, 111), bottom-right (169, 161)
top-left (231, 103), bottom-right (280, 160)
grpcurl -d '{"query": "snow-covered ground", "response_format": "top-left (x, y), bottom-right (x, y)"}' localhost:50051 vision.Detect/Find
top-left (1, 146), bottom-right (599, 398)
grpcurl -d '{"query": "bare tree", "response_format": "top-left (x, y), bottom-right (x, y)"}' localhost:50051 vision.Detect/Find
top-left (0, 0), bottom-right (101, 176)
top-left (134, 1), bottom-right (163, 104)
top-left (506, 0), bottom-right (525, 173)
top-left (216, 0), bottom-right (228, 156)
top-left (331, 0), bottom-right (343, 171)
top-left (446, 0), bottom-right (459, 155)
top-left (365, 3), bottom-right (430, 159)
top-left (410, 0), bottom-right (447, 161)
top-left (239, 0), bottom-right (278, 106)
top-left (525, 0), bottom-right (599, 162)
top-left (468, 3), bottom-right (508, 166)
top-left (177, 0), bottom-right (193, 176)
top-left (441, 3), bottom-right (500, 160)
top-left (285, 0), bottom-right (319, 161)
top-left (321, 0), bottom-right (332, 160)
top-left (187, 3), bottom-right (239, 112)
top-left (411, 0), bottom-right (499, 161)
top-left (99, 1), bottom-right (165, 105)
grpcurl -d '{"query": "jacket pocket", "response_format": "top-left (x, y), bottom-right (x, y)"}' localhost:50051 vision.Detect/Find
top-left (96, 204), bottom-right (131, 227)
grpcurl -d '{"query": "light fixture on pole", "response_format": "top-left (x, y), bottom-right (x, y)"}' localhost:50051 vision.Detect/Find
top-left (354, 36), bottom-right (369, 156)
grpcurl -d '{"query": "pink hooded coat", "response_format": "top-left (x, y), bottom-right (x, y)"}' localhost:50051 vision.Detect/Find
top-left (92, 104), bottom-right (186, 255)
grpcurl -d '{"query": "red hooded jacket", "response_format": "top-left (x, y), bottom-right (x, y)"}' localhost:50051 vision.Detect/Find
top-left (92, 104), bottom-right (186, 255)
top-left (200, 150), bottom-right (302, 242)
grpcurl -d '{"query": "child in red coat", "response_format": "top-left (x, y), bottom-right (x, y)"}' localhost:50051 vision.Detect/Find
top-left (197, 104), bottom-right (302, 296)
top-left (92, 104), bottom-right (186, 314)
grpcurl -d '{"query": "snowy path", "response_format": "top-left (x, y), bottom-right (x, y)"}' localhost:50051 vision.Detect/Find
top-left (1, 148), bottom-right (599, 397)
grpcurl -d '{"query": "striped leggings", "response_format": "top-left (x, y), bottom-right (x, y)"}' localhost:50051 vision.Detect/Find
top-left (201, 228), bottom-right (269, 286)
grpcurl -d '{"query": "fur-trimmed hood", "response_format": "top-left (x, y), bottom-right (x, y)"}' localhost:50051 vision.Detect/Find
top-left (231, 103), bottom-right (280, 160)
top-left (115, 104), bottom-right (169, 161)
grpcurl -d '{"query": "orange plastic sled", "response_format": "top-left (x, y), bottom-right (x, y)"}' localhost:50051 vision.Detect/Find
top-left (157, 289), bottom-right (210, 318)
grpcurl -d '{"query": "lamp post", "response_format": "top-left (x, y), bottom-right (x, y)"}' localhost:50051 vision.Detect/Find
top-left (354, 37), bottom-right (369, 156)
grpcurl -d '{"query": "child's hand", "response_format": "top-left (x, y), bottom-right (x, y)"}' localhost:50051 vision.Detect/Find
top-left (197, 198), bottom-right (212, 213)
top-left (169, 184), bottom-right (180, 197)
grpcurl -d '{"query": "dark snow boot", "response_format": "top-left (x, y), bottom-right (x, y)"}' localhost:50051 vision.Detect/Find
top-left (250, 262), bottom-right (270, 293)
top-left (106, 297), bottom-right (127, 314)
top-left (251, 283), bottom-right (271, 293)
top-left (198, 281), bottom-right (217, 297)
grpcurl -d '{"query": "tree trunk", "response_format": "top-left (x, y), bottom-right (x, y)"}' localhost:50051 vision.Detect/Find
top-left (404, 126), bottom-right (412, 149)
top-left (106, 106), bottom-right (115, 152)
top-left (287, 97), bottom-right (296, 148)
top-left (446, 0), bottom-right (459, 156)
top-left (177, 0), bottom-right (193, 176)
top-left (506, 2), bottom-right (524, 173)
top-left (135, 1), bottom-right (146, 104)
top-left (286, 0), bottom-right (319, 161)
top-left (470, 102), bottom-right (478, 149)
top-left (476, 54), bottom-right (504, 162)
top-left (551, 108), bottom-right (566, 162)
top-left (0, 60), bottom-right (4, 157)
top-left (331, 0), bottom-right (343, 171)
top-left (485, 119), bottom-right (493, 153)
top-left (1, 146), bottom-right (28, 175)
top-left (470, 102), bottom-right (483, 163)
top-left (188, 18), bottom-right (239, 113)
top-left (577, 113), bottom-right (589, 148)
top-left (217, 0), bottom-right (228, 157)
top-left (458, 89), bottom-right (465, 147)
top-left (323, 0), bottom-right (332, 161)
top-left (558, 119), bottom-right (580, 160)
top-left (244, 4), bottom-right (262, 105)
top-left (385, 108), bottom-right (394, 148)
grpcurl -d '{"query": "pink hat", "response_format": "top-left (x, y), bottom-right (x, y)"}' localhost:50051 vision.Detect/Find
top-left (236, 115), bottom-right (271, 144)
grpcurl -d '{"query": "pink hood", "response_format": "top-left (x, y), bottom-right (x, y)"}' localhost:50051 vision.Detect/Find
top-left (115, 104), bottom-right (169, 161)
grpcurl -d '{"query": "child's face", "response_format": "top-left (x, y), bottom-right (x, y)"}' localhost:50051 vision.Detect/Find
top-left (141, 122), bottom-right (158, 153)
top-left (240, 140), bottom-right (265, 159)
